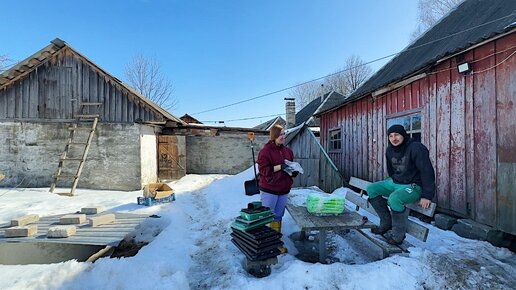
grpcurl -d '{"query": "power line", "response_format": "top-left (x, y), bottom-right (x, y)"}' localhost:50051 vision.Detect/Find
top-left (201, 113), bottom-right (285, 123)
top-left (191, 12), bottom-right (516, 116)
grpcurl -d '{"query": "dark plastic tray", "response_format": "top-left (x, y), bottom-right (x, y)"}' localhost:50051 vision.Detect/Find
top-left (231, 238), bottom-right (280, 261)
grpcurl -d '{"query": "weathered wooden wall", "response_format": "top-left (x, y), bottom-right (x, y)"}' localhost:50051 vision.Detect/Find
top-left (289, 127), bottom-right (344, 193)
top-left (0, 47), bottom-right (164, 123)
top-left (320, 32), bottom-right (515, 234)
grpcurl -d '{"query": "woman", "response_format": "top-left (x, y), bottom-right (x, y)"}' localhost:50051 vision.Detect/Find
top-left (257, 124), bottom-right (294, 235)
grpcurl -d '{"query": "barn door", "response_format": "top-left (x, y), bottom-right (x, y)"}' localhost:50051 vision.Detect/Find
top-left (158, 135), bottom-right (186, 181)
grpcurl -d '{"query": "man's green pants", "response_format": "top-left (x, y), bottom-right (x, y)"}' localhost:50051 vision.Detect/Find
top-left (366, 177), bottom-right (421, 212)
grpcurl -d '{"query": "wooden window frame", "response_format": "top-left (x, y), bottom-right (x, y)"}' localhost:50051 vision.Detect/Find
top-left (386, 111), bottom-right (422, 142)
top-left (328, 128), bottom-right (342, 152)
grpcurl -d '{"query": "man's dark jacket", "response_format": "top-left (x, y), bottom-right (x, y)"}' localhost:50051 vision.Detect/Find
top-left (386, 139), bottom-right (436, 200)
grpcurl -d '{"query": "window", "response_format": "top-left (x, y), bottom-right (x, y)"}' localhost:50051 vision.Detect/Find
top-left (329, 129), bottom-right (342, 151)
top-left (386, 112), bottom-right (421, 142)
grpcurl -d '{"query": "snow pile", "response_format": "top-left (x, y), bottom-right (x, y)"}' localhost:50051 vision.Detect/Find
top-left (0, 171), bottom-right (514, 290)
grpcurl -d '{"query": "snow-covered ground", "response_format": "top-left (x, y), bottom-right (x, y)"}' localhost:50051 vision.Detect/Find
top-left (0, 169), bottom-right (514, 290)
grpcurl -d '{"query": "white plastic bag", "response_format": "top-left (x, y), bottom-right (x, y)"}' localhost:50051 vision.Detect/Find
top-left (284, 160), bottom-right (304, 176)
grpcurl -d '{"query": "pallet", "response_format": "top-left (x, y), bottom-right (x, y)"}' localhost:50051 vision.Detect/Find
top-left (137, 194), bottom-right (176, 206)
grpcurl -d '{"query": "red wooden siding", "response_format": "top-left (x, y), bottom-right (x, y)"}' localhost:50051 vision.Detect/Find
top-left (320, 32), bottom-right (515, 234)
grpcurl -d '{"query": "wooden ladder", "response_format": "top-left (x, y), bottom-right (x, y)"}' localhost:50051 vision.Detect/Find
top-left (49, 102), bottom-right (103, 196)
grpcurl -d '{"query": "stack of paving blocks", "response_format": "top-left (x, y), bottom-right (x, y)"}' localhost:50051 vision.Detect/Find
top-left (230, 202), bottom-right (283, 277)
top-left (5, 214), bottom-right (40, 237)
top-left (4, 206), bottom-right (117, 240)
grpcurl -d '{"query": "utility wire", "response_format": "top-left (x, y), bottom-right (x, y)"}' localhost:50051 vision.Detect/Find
top-left (201, 113), bottom-right (286, 123)
top-left (191, 13), bottom-right (516, 116)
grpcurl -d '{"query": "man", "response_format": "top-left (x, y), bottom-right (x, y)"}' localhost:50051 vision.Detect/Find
top-left (367, 124), bottom-right (435, 245)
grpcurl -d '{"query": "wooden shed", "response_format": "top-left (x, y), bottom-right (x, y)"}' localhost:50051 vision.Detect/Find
top-left (0, 38), bottom-right (186, 190)
top-left (286, 92), bottom-right (346, 193)
top-left (316, 0), bottom-right (516, 234)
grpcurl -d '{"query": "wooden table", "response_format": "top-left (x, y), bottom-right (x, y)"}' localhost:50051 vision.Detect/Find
top-left (286, 202), bottom-right (375, 263)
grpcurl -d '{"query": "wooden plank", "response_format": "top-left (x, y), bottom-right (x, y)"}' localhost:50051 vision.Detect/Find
top-left (345, 190), bottom-right (430, 241)
top-left (378, 99), bottom-right (388, 179)
top-left (449, 58), bottom-right (467, 215)
top-left (361, 99), bottom-right (368, 178)
top-left (464, 49), bottom-right (475, 220)
top-left (371, 98), bottom-right (378, 181)
top-left (495, 34), bottom-right (516, 234)
top-left (436, 60), bottom-right (451, 209)
top-left (286, 203), bottom-right (374, 231)
top-left (473, 42), bottom-right (497, 226)
top-left (356, 229), bottom-right (405, 258)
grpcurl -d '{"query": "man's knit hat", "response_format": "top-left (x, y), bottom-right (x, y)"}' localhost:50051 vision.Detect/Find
top-left (387, 124), bottom-right (408, 138)
top-left (270, 124), bottom-right (284, 140)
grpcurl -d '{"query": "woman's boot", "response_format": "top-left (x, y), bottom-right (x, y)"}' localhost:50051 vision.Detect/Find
top-left (270, 221), bottom-right (288, 254)
top-left (368, 196), bottom-right (392, 235)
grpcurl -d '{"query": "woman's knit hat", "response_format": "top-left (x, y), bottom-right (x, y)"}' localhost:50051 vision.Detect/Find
top-left (269, 124), bottom-right (284, 140)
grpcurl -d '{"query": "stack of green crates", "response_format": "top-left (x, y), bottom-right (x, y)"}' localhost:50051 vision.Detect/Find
top-left (231, 202), bottom-right (274, 231)
top-left (306, 192), bottom-right (345, 215)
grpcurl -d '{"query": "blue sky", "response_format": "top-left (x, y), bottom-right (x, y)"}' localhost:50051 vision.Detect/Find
top-left (2, 0), bottom-right (418, 127)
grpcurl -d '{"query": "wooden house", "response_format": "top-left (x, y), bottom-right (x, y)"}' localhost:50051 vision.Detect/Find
top-left (0, 38), bottom-right (186, 191)
top-left (315, 0), bottom-right (516, 234)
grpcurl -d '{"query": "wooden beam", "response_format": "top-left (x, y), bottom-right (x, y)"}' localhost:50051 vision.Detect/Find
top-left (372, 73), bottom-right (427, 98)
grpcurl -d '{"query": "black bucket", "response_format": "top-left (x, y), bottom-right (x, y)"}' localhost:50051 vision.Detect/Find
top-left (244, 179), bottom-right (260, 196)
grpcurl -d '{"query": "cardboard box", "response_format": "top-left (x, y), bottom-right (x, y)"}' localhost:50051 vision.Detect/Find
top-left (143, 183), bottom-right (174, 199)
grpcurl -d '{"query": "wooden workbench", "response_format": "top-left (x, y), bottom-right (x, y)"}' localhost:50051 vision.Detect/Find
top-left (286, 201), bottom-right (375, 263)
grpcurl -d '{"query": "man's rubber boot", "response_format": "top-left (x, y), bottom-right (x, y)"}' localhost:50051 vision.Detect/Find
top-left (384, 208), bottom-right (410, 245)
top-left (368, 196), bottom-right (392, 235)
top-left (270, 221), bottom-right (288, 254)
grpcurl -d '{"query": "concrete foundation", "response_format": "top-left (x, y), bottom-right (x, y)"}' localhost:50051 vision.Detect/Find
top-left (452, 219), bottom-right (505, 246)
top-left (0, 121), bottom-right (159, 191)
top-left (434, 213), bottom-right (458, 230)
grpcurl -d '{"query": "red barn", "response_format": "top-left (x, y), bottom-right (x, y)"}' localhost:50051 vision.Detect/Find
top-left (316, 0), bottom-right (516, 235)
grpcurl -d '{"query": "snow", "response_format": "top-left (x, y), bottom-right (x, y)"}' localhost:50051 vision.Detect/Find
top-left (0, 169), bottom-right (515, 290)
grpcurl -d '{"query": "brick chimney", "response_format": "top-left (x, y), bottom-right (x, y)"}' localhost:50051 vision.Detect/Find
top-left (284, 98), bottom-right (296, 129)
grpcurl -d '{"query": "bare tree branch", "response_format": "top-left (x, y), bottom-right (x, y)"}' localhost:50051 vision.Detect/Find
top-left (124, 54), bottom-right (178, 111)
top-left (411, 0), bottom-right (463, 40)
top-left (288, 81), bottom-right (325, 110)
top-left (0, 54), bottom-right (11, 73)
top-left (289, 55), bottom-right (372, 109)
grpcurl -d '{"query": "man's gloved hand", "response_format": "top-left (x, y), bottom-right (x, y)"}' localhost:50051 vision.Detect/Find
top-left (280, 163), bottom-right (288, 170)
top-left (291, 171), bottom-right (299, 177)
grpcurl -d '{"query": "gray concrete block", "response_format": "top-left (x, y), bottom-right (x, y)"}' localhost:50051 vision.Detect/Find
top-left (88, 214), bottom-right (116, 227)
top-left (47, 225), bottom-right (77, 238)
top-left (60, 214), bottom-right (86, 225)
top-left (11, 214), bottom-right (40, 226)
top-left (5, 225), bottom-right (38, 237)
top-left (451, 219), bottom-right (502, 245)
top-left (81, 207), bottom-right (104, 215)
top-left (434, 213), bottom-right (457, 230)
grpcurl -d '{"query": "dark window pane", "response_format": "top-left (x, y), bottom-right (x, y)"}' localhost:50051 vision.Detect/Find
top-left (412, 132), bottom-right (421, 142)
top-left (412, 115), bottom-right (421, 130)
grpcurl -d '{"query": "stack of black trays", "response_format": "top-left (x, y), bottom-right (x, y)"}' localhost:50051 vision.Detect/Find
top-left (230, 202), bottom-right (283, 261)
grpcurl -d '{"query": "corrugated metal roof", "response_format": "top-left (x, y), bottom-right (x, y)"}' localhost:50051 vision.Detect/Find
top-left (0, 38), bottom-right (185, 125)
top-left (0, 212), bottom-right (150, 246)
top-left (253, 116), bottom-right (286, 131)
top-left (318, 0), bottom-right (516, 114)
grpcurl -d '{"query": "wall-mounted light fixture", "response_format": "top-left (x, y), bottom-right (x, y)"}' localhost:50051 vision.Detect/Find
top-left (457, 62), bottom-right (471, 74)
